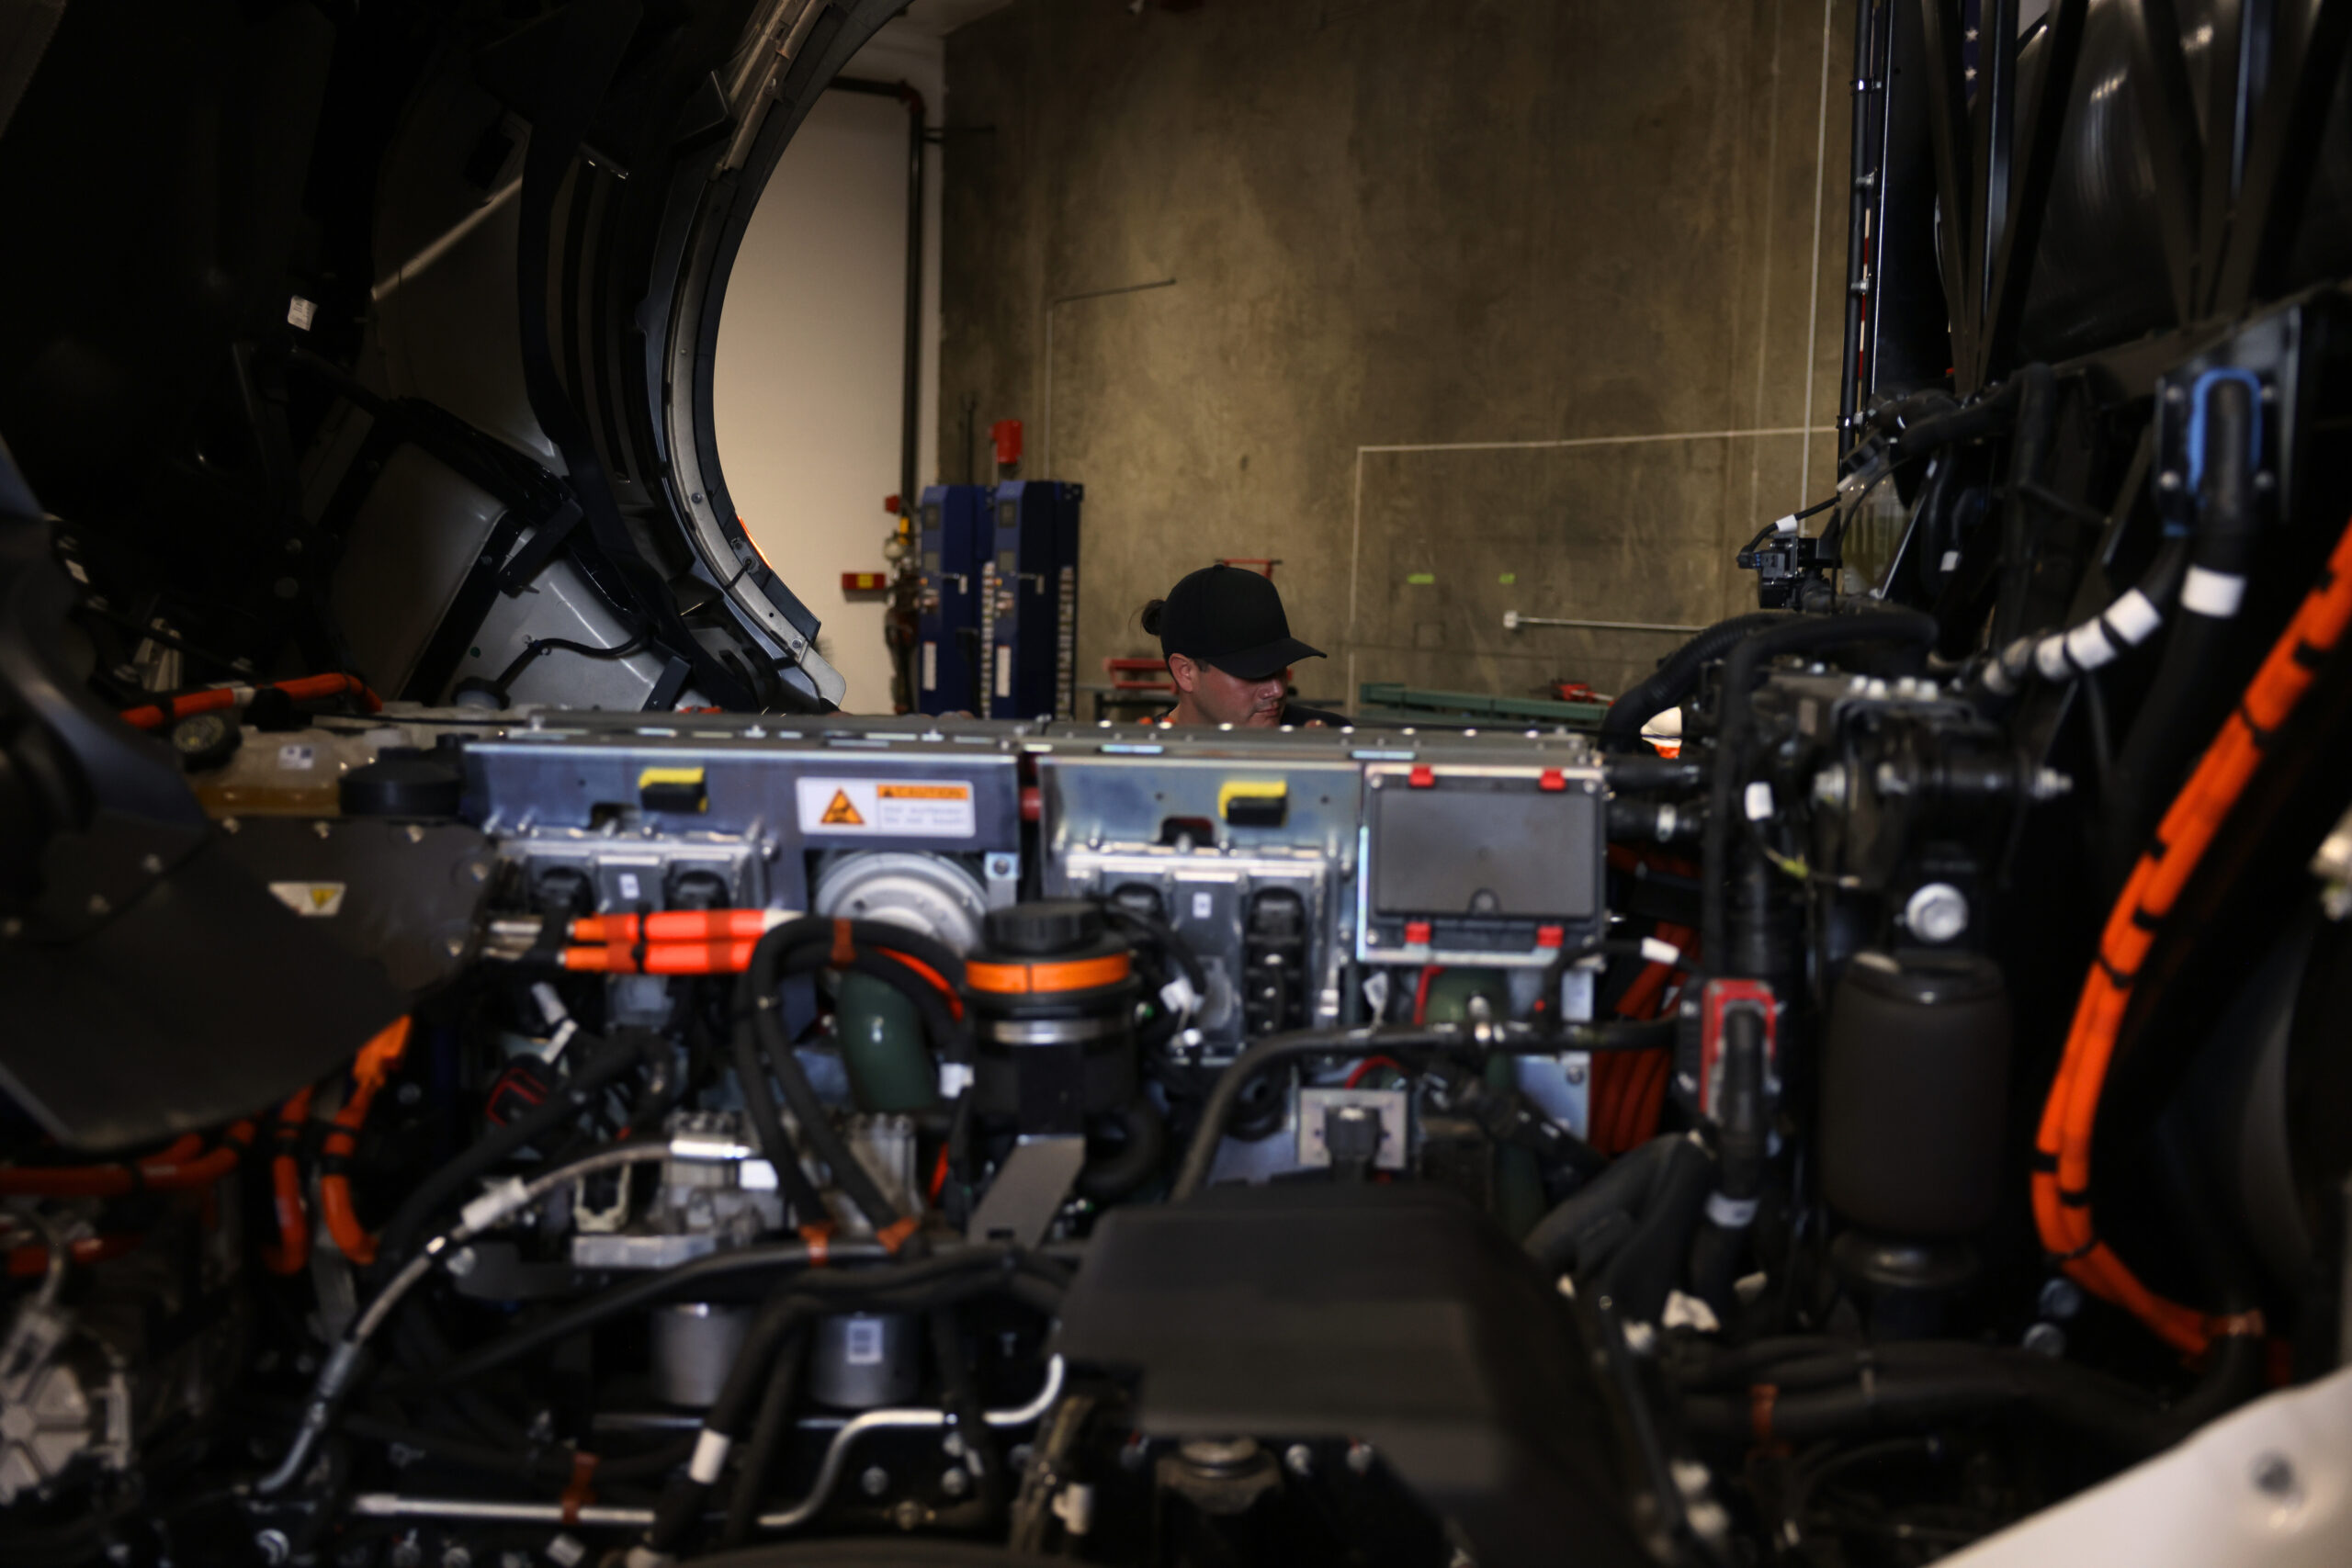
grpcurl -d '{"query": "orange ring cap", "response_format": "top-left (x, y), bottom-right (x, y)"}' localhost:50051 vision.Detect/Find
top-left (964, 952), bottom-right (1132, 995)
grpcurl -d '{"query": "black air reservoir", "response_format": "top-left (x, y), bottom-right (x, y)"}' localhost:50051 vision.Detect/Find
top-left (1821, 949), bottom-right (2012, 1237)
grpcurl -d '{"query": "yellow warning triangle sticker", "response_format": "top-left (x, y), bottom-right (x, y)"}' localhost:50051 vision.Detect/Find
top-left (311, 886), bottom-right (337, 910)
top-left (820, 789), bottom-right (865, 826)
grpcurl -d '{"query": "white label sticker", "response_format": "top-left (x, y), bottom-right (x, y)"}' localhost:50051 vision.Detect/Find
top-left (287, 295), bottom-right (316, 331)
top-left (844, 1318), bottom-right (885, 1366)
top-left (277, 744), bottom-right (316, 771)
top-left (796, 777), bottom-right (977, 838)
top-left (269, 881), bottom-right (346, 917)
top-left (995, 644), bottom-right (1012, 699)
top-left (1191, 891), bottom-right (1214, 920)
top-left (616, 872), bottom-right (641, 901)
top-left (922, 641), bottom-right (937, 692)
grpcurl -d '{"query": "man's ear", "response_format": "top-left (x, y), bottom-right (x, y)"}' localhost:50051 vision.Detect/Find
top-left (1167, 652), bottom-right (1198, 694)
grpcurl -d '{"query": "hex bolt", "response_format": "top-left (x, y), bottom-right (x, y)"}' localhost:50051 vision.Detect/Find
top-left (1346, 1441), bottom-right (1375, 1476)
top-left (1283, 1444), bottom-right (1314, 1478)
top-left (2038, 1277), bottom-right (2085, 1321)
top-left (861, 1464), bottom-right (891, 1497)
top-left (940, 1467), bottom-right (971, 1498)
top-left (2020, 1322), bottom-right (2066, 1359)
top-left (446, 1247), bottom-right (478, 1278)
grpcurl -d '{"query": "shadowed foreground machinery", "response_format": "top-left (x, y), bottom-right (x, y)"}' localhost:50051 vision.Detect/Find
top-left (5, 2), bottom-right (2352, 1566)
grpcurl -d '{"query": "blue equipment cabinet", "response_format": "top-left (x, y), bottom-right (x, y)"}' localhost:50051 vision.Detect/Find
top-left (983, 480), bottom-right (1083, 719)
top-left (915, 484), bottom-right (989, 715)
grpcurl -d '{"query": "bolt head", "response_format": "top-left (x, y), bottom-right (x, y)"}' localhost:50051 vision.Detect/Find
top-left (447, 1247), bottom-right (478, 1278)
top-left (2038, 1276), bottom-right (2085, 1320)
top-left (1283, 1443), bottom-right (1314, 1477)
top-left (1902, 883), bottom-right (1969, 944)
top-left (861, 1463), bottom-right (891, 1497)
top-left (1346, 1441), bottom-right (1375, 1475)
top-left (2020, 1321), bottom-right (2067, 1358)
top-left (940, 1466), bottom-right (971, 1497)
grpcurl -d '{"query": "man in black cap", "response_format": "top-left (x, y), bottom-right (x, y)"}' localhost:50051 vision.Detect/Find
top-left (1140, 564), bottom-right (1346, 728)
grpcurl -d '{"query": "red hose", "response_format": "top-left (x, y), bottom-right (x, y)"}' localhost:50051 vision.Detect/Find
top-left (119, 671), bottom-right (382, 730)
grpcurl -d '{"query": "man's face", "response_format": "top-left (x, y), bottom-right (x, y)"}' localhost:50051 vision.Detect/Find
top-left (1170, 654), bottom-right (1290, 727)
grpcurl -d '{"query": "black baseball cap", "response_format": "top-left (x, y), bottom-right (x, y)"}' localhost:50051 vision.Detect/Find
top-left (1156, 564), bottom-right (1325, 682)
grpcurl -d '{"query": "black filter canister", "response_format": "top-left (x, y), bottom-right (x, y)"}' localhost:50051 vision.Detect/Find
top-left (966, 900), bottom-right (1140, 1135)
top-left (1821, 949), bottom-right (2012, 1237)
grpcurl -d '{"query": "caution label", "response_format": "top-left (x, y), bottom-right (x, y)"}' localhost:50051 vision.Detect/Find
top-left (795, 777), bottom-right (977, 838)
top-left (268, 881), bottom-right (346, 917)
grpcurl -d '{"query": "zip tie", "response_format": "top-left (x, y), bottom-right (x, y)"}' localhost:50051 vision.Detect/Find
top-left (831, 918), bottom-right (857, 969)
top-left (876, 1215), bottom-right (921, 1254)
top-left (798, 1224), bottom-right (833, 1267)
top-left (458, 1177), bottom-right (528, 1235)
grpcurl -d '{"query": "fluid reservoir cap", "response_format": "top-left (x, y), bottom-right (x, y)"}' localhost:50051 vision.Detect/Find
top-left (341, 750), bottom-right (463, 818)
top-left (168, 710), bottom-right (242, 772)
top-left (981, 899), bottom-right (1103, 956)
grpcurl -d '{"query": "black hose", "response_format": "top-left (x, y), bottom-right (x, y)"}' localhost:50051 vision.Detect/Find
top-left (719, 1329), bottom-right (807, 1547)
top-left (1599, 611), bottom-right (1790, 747)
top-left (1074, 1097), bottom-right (1165, 1202)
top-left (1602, 756), bottom-right (1708, 794)
top-left (1991, 364), bottom-right (2060, 650)
top-left (1591, 1135), bottom-right (1717, 1322)
top-left (2104, 377), bottom-right (2264, 886)
top-left (373, 1030), bottom-right (666, 1270)
top-left (1690, 1010), bottom-right (1767, 1315)
top-left (1702, 611), bottom-right (1939, 970)
top-left (746, 925), bottom-right (915, 1235)
top-left (1680, 1341), bottom-right (2177, 1457)
top-left (1523, 1133), bottom-right (1683, 1277)
top-left (729, 1005), bottom-right (831, 1228)
top-left (931, 1303), bottom-right (1003, 1517)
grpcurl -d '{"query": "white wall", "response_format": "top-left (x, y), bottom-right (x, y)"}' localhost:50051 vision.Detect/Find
top-left (714, 22), bottom-right (947, 713)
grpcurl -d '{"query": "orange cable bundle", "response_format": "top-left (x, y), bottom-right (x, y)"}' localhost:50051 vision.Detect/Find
top-left (319, 1017), bottom-right (413, 1265)
top-left (2033, 513), bottom-right (2352, 1354)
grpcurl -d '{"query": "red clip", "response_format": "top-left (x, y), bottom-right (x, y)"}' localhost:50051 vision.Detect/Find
top-left (1539, 768), bottom-right (1566, 792)
top-left (1535, 924), bottom-right (1565, 948)
top-left (1408, 764), bottom-right (1435, 788)
top-left (1404, 919), bottom-right (1432, 947)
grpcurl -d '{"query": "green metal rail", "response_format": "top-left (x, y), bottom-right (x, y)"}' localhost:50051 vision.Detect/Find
top-left (1355, 682), bottom-right (1611, 730)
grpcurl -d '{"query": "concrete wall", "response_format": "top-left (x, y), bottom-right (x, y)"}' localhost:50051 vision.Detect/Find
top-left (716, 24), bottom-right (946, 714)
top-left (939, 0), bottom-right (1857, 710)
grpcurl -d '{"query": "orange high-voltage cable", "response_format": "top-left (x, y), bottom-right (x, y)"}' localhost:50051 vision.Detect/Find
top-left (318, 1018), bottom-right (413, 1265)
top-left (257, 1087), bottom-right (316, 1276)
top-left (119, 671), bottom-right (381, 729)
top-left (2033, 512), bottom-right (2352, 1355)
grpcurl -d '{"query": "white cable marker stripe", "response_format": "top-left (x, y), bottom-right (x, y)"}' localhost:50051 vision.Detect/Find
top-left (1706, 1192), bottom-right (1760, 1229)
top-left (2181, 566), bottom-right (2247, 618)
top-left (689, 1430), bottom-right (733, 1484)
top-left (2064, 621), bottom-right (2117, 671)
top-left (1744, 781), bottom-right (1775, 820)
top-left (2107, 589), bottom-right (2163, 645)
top-left (2034, 637), bottom-right (2071, 681)
top-left (1640, 936), bottom-right (1683, 967)
top-left (1981, 660), bottom-right (2016, 694)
